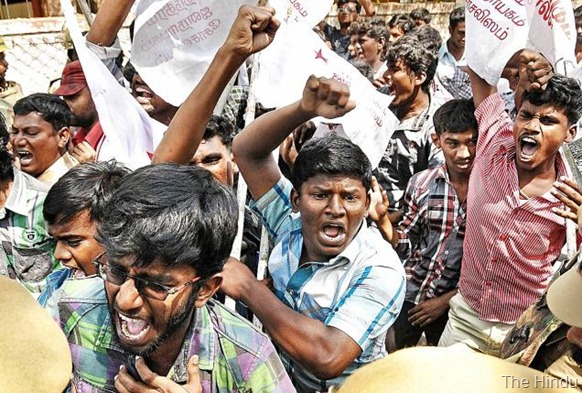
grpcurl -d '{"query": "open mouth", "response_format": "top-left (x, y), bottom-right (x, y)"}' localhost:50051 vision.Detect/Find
top-left (118, 312), bottom-right (151, 344)
top-left (456, 160), bottom-right (473, 170)
top-left (519, 135), bottom-right (539, 158)
top-left (134, 86), bottom-right (154, 105)
top-left (321, 223), bottom-right (346, 245)
top-left (16, 151), bottom-right (33, 165)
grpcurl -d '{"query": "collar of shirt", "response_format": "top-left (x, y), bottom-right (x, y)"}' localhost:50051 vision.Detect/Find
top-left (269, 219), bottom-right (368, 300)
top-left (438, 43), bottom-right (466, 66)
top-left (5, 168), bottom-right (35, 216)
top-left (167, 305), bottom-right (215, 382)
top-left (38, 153), bottom-right (79, 184)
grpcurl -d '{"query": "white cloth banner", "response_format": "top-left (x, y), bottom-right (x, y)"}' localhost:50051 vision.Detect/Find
top-left (466, 0), bottom-right (576, 85)
top-left (525, 0), bottom-right (576, 74)
top-left (254, 23), bottom-right (398, 169)
top-left (132, 0), bottom-right (254, 107)
top-left (60, 0), bottom-right (162, 169)
top-left (267, 0), bottom-right (333, 27)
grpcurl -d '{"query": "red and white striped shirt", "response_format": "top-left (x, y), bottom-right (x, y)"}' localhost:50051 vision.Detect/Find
top-left (460, 93), bottom-right (569, 324)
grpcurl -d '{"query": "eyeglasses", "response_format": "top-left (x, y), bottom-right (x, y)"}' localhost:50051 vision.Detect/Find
top-left (93, 252), bottom-right (203, 301)
top-left (338, 6), bottom-right (357, 13)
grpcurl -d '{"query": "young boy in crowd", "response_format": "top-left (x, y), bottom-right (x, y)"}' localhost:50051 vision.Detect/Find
top-left (38, 160), bottom-right (130, 308)
top-left (370, 99), bottom-right (478, 348)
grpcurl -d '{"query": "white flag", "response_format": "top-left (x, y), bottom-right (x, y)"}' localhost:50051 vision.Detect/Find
top-left (525, 0), bottom-right (577, 74)
top-left (466, 0), bottom-right (576, 85)
top-left (254, 23), bottom-right (398, 169)
top-left (132, 0), bottom-right (254, 107)
top-left (267, 0), bottom-right (333, 27)
top-left (60, 0), bottom-right (163, 169)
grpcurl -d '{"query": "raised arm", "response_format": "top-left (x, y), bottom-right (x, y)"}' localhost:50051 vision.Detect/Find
top-left (360, 0), bottom-right (376, 16)
top-left (86, 0), bottom-right (134, 47)
top-left (233, 75), bottom-right (355, 200)
top-left (468, 67), bottom-right (497, 109)
top-left (152, 6), bottom-right (279, 164)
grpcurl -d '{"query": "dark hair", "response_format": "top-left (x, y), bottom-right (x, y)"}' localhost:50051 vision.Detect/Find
top-left (409, 25), bottom-right (442, 57)
top-left (386, 33), bottom-right (438, 93)
top-left (388, 14), bottom-right (414, 35)
top-left (0, 112), bottom-right (13, 181)
top-left (203, 115), bottom-right (235, 149)
top-left (410, 8), bottom-right (431, 24)
top-left (575, 5), bottom-right (582, 19)
top-left (13, 93), bottom-right (72, 132)
top-left (123, 61), bottom-right (137, 86)
top-left (292, 135), bottom-right (372, 192)
top-left (449, 7), bottom-right (465, 30)
top-left (43, 160), bottom-right (131, 226)
top-left (433, 99), bottom-right (477, 135)
top-left (337, 0), bottom-right (361, 14)
top-left (97, 164), bottom-right (238, 278)
top-left (353, 20), bottom-right (387, 42)
top-left (521, 74), bottom-right (582, 126)
top-left (353, 21), bottom-right (389, 60)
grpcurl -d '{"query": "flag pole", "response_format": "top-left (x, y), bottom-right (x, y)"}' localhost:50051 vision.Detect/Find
top-left (75, 0), bottom-right (93, 26)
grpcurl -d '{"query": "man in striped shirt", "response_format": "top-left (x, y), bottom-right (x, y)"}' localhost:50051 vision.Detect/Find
top-left (438, 50), bottom-right (582, 355)
top-left (371, 98), bottom-right (478, 348)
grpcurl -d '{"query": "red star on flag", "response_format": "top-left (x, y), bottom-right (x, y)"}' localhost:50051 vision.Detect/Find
top-left (314, 49), bottom-right (328, 63)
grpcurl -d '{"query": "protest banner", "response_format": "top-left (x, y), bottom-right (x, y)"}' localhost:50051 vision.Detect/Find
top-left (254, 23), bottom-right (398, 169)
top-left (268, 0), bottom-right (333, 26)
top-left (60, 0), bottom-right (163, 169)
top-left (525, 0), bottom-right (576, 74)
top-left (466, 0), bottom-right (576, 85)
top-left (132, 0), bottom-right (254, 107)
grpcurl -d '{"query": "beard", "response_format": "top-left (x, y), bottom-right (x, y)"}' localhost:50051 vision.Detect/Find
top-left (108, 289), bottom-right (198, 357)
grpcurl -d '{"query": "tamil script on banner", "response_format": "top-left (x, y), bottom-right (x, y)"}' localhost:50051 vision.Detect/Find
top-left (525, 0), bottom-right (576, 74)
top-left (132, 0), bottom-right (254, 107)
top-left (466, 0), bottom-right (576, 85)
top-left (268, 0), bottom-right (333, 26)
top-left (60, 0), bottom-right (163, 169)
top-left (254, 23), bottom-right (398, 169)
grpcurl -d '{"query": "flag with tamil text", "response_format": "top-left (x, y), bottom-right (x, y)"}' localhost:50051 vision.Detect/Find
top-left (132, 0), bottom-right (254, 107)
top-left (466, 0), bottom-right (576, 85)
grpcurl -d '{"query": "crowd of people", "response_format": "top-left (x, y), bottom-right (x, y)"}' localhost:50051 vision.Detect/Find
top-left (2, 0), bottom-right (582, 392)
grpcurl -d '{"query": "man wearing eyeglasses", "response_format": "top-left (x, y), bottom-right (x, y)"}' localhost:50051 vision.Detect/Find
top-left (46, 4), bottom-right (296, 392)
top-left (51, 164), bottom-right (294, 392)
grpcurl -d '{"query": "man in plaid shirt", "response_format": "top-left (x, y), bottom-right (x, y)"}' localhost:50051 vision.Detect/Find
top-left (371, 99), bottom-right (478, 348)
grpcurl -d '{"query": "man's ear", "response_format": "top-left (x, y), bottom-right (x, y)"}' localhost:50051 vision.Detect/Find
top-left (566, 124), bottom-right (577, 143)
top-left (414, 71), bottom-right (427, 87)
top-left (229, 153), bottom-right (239, 175)
top-left (291, 188), bottom-right (300, 213)
top-left (431, 132), bottom-right (442, 148)
top-left (194, 274), bottom-right (222, 308)
top-left (56, 127), bottom-right (71, 149)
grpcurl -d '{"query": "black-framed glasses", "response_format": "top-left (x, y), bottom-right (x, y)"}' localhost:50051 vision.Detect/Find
top-left (93, 252), bottom-right (203, 301)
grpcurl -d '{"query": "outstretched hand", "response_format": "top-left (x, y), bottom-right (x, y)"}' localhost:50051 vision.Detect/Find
top-left (224, 5), bottom-right (280, 60)
top-left (300, 75), bottom-right (356, 119)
